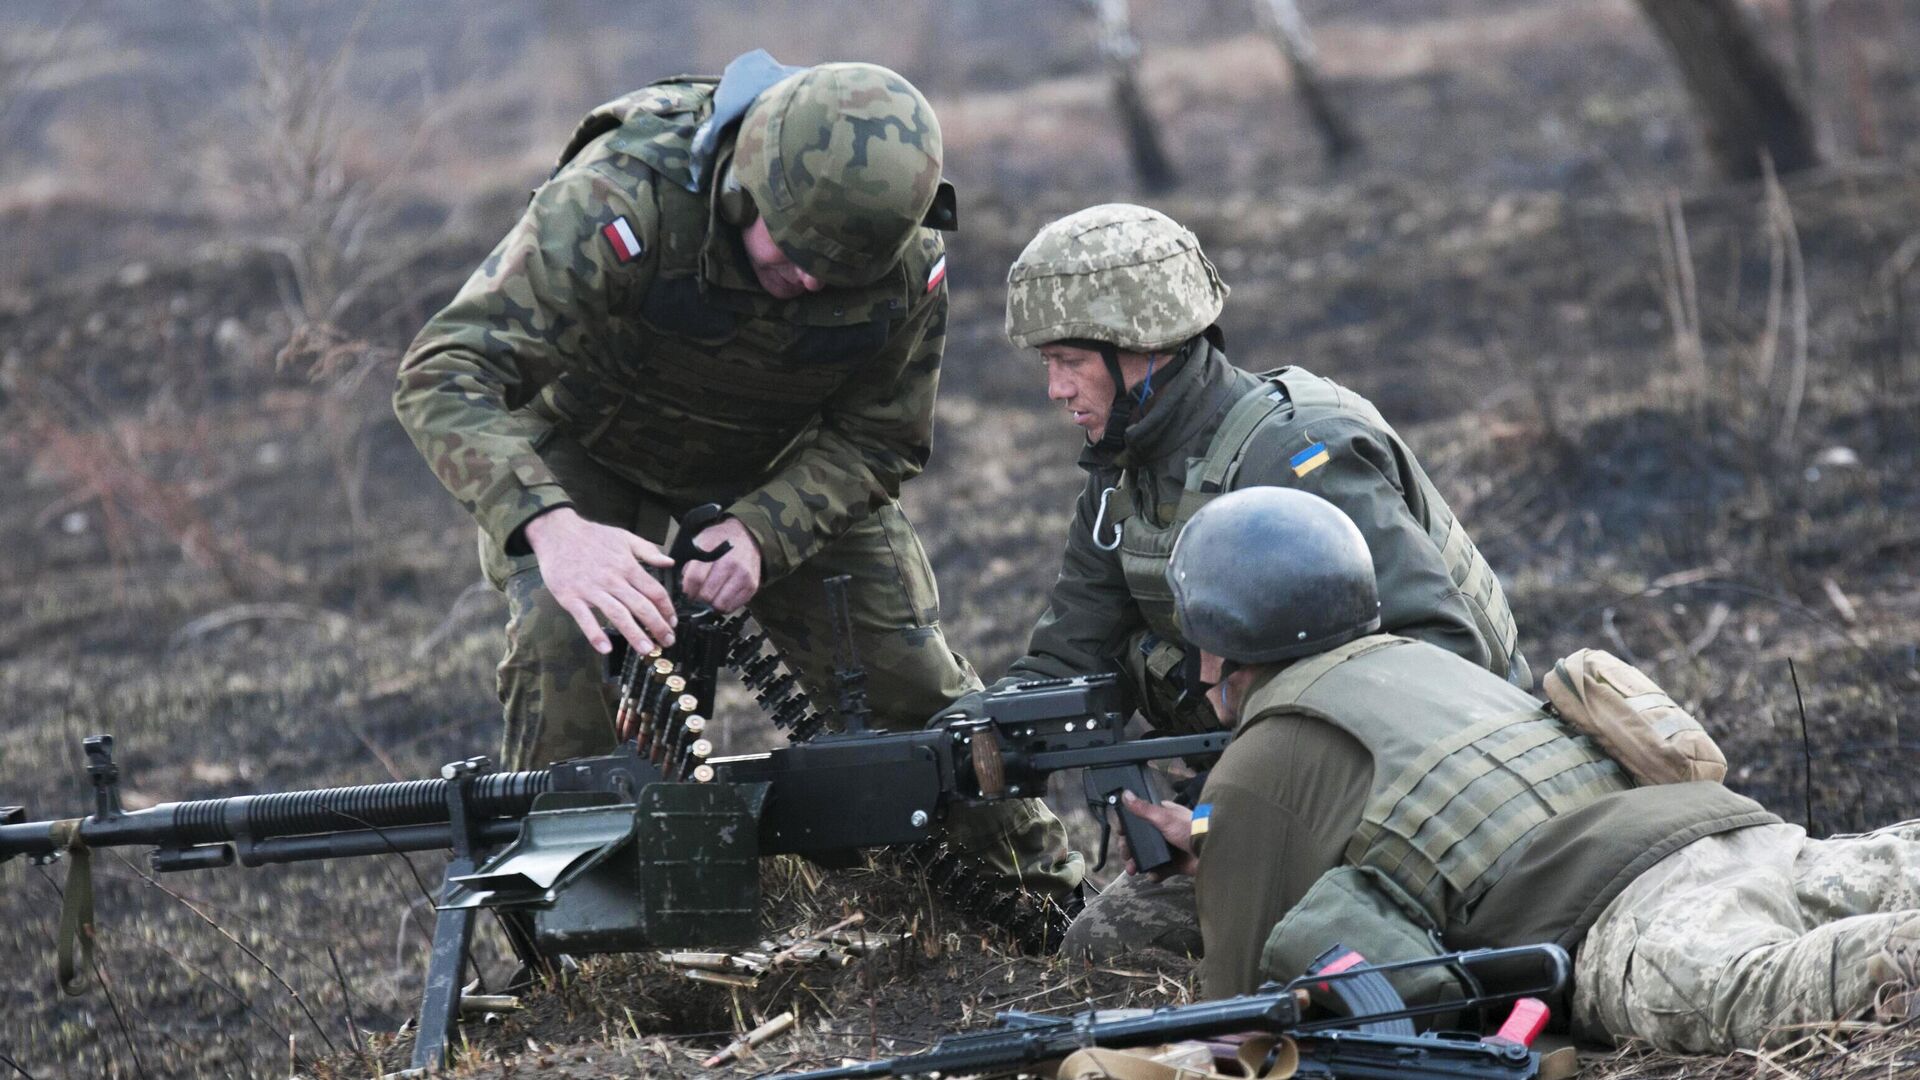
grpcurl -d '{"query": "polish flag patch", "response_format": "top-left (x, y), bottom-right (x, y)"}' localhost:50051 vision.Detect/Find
top-left (925, 255), bottom-right (947, 293)
top-left (602, 216), bottom-right (643, 263)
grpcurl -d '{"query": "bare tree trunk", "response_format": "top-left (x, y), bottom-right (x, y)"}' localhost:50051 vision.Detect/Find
top-left (1789, 0), bottom-right (1822, 104)
top-left (1636, 0), bottom-right (1822, 180)
top-left (1253, 0), bottom-right (1362, 164)
top-left (1090, 0), bottom-right (1180, 193)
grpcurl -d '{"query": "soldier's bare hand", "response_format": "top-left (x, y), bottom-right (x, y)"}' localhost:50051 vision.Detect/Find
top-left (523, 507), bottom-right (677, 656)
top-left (1115, 790), bottom-right (1200, 880)
top-left (679, 517), bottom-right (763, 614)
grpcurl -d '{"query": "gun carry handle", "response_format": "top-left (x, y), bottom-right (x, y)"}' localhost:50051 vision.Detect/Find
top-left (668, 504), bottom-right (734, 617)
top-left (1084, 763), bottom-right (1173, 875)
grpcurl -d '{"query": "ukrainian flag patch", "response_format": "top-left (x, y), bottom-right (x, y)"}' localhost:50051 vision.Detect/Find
top-left (1290, 440), bottom-right (1330, 477)
top-left (1190, 802), bottom-right (1212, 841)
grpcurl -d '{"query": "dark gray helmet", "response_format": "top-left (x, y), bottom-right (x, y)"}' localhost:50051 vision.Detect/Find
top-left (1167, 488), bottom-right (1381, 664)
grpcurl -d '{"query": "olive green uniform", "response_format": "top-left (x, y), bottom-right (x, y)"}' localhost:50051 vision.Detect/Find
top-left (1191, 635), bottom-right (1920, 1052)
top-left (394, 78), bottom-right (1079, 894)
top-left (1012, 339), bottom-right (1526, 730)
top-left (1049, 341), bottom-right (1527, 956)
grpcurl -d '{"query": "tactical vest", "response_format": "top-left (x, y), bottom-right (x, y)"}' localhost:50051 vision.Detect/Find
top-left (538, 81), bottom-right (926, 499)
top-left (1105, 367), bottom-right (1528, 686)
top-left (1238, 635), bottom-right (1630, 930)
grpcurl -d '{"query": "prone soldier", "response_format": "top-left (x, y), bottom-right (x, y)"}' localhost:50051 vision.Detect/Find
top-left (1108, 486), bottom-right (1920, 1054)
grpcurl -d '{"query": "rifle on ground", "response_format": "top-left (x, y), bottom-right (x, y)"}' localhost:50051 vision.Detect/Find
top-left (773, 943), bottom-right (1572, 1080)
top-left (0, 547), bottom-right (1225, 1071)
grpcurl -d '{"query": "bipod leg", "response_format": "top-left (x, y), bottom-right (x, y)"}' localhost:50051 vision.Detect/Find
top-left (410, 871), bottom-right (478, 1071)
top-left (410, 757), bottom-right (489, 1072)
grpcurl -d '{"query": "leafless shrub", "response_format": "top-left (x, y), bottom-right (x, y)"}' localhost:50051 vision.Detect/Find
top-left (1868, 231), bottom-right (1920, 393)
top-left (274, 321), bottom-right (399, 548)
top-left (3, 365), bottom-right (290, 596)
top-left (1653, 191), bottom-right (1708, 398)
top-left (1645, 167), bottom-right (1813, 495)
top-left (0, 0), bottom-right (95, 139)
top-left (1753, 157), bottom-right (1811, 457)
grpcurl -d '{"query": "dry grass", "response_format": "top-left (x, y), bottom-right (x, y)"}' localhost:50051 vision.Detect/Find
top-left (0, 3), bottom-right (1917, 1077)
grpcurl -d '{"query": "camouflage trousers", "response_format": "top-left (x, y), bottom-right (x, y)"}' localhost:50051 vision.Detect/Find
top-left (1573, 820), bottom-right (1920, 1052)
top-left (1060, 869), bottom-right (1203, 961)
top-left (481, 433), bottom-right (1084, 899)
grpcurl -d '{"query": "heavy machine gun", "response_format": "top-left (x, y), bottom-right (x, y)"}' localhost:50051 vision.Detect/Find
top-left (1, 595), bottom-right (1225, 1072)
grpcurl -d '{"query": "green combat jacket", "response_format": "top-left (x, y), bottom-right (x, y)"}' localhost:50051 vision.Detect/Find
top-left (394, 79), bottom-right (951, 580)
top-left (1006, 338), bottom-right (1526, 728)
top-left (1197, 635), bottom-right (1776, 1001)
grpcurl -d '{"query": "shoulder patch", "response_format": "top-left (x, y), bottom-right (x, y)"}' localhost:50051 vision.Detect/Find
top-left (925, 255), bottom-right (947, 294)
top-left (602, 216), bottom-right (644, 263)
top-left (1289, 440), bottom-right (1330, 478)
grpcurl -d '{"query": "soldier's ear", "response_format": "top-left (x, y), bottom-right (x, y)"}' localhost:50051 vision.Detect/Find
top-left (921, 180), bottom-right (957, 231)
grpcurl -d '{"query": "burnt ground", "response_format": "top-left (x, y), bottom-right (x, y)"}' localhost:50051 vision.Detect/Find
top-left (1, 2), bottom-right (1918, 1078)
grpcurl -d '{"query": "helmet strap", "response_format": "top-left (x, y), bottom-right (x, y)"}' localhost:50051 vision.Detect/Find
top-left (1090, 343), bottom-right (1134, 456)
top-left (1177, 646), bottom-right (1214, 705)
top-left (1134, 354), bottom-right (1159, 407)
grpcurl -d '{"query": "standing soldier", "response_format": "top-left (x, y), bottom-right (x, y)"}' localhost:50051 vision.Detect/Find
top-left (982, 204), bottom-right (1526, 956)
top-left (394, 51), bottom-right (1081, 905)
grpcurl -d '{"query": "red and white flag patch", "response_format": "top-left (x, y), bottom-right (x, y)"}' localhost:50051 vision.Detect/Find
top-left (602, 216), bottom-right (643, 263)
top-left (925, 255), bottom-right (947, 293)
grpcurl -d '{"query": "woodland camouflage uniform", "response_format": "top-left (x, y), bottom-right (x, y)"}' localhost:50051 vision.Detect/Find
top-left (394, 56), bottom-right (1080, 896)
top-left (993, 205), bottom-right (1527, 954)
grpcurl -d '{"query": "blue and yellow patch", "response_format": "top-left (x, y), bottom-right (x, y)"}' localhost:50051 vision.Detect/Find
top-left (1190, 802), bottom-right (1212, 847)
top-left (1289, 440), bottom-right (1330, 478)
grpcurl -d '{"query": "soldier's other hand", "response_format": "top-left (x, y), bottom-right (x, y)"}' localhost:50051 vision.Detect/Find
top-left (925, 688), bottom-right (988, 729)
top-left (1116, 790), bottom-right (1199, 880)
top-left (523, 507), bottom-right (677, 656)
top-left (679, 517), bottom-right (763, 614)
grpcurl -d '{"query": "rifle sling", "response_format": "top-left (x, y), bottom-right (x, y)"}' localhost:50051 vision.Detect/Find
top-left (52, 819), bottom-right (94, 996)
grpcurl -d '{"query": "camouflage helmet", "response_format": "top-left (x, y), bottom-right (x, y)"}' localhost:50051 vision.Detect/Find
top-left (1168, 488), bottom-right (1381, 665)
top-left (733, 62), bottom-right (943, 288)
top-left (1006, 204), bottom-right (1228, 352)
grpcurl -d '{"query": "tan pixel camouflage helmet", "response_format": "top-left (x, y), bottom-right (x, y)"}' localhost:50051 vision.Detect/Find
top-left (1005, 204), bottom-right (1228, 352)
top-left (732, 62), bottom-right (944, 288)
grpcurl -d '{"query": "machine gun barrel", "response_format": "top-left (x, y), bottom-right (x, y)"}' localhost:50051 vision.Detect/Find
top-left (0, 770), bottom-right (549, 866)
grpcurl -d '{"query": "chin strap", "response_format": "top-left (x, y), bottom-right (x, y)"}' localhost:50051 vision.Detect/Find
top-left (1091, 344), bottom-right (1163, 456)
top-left (1089, 344), bottom-right (1132, 456)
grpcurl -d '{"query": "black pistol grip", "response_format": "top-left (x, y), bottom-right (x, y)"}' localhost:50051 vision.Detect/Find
top-left (1087, 764), bottom-right (1173, 876)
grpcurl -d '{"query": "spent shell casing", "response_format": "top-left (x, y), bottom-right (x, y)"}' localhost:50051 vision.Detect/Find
top-left (683, 969), bottom-right (758, 989)
top-left (663, 951), bottom-right (735, 972)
